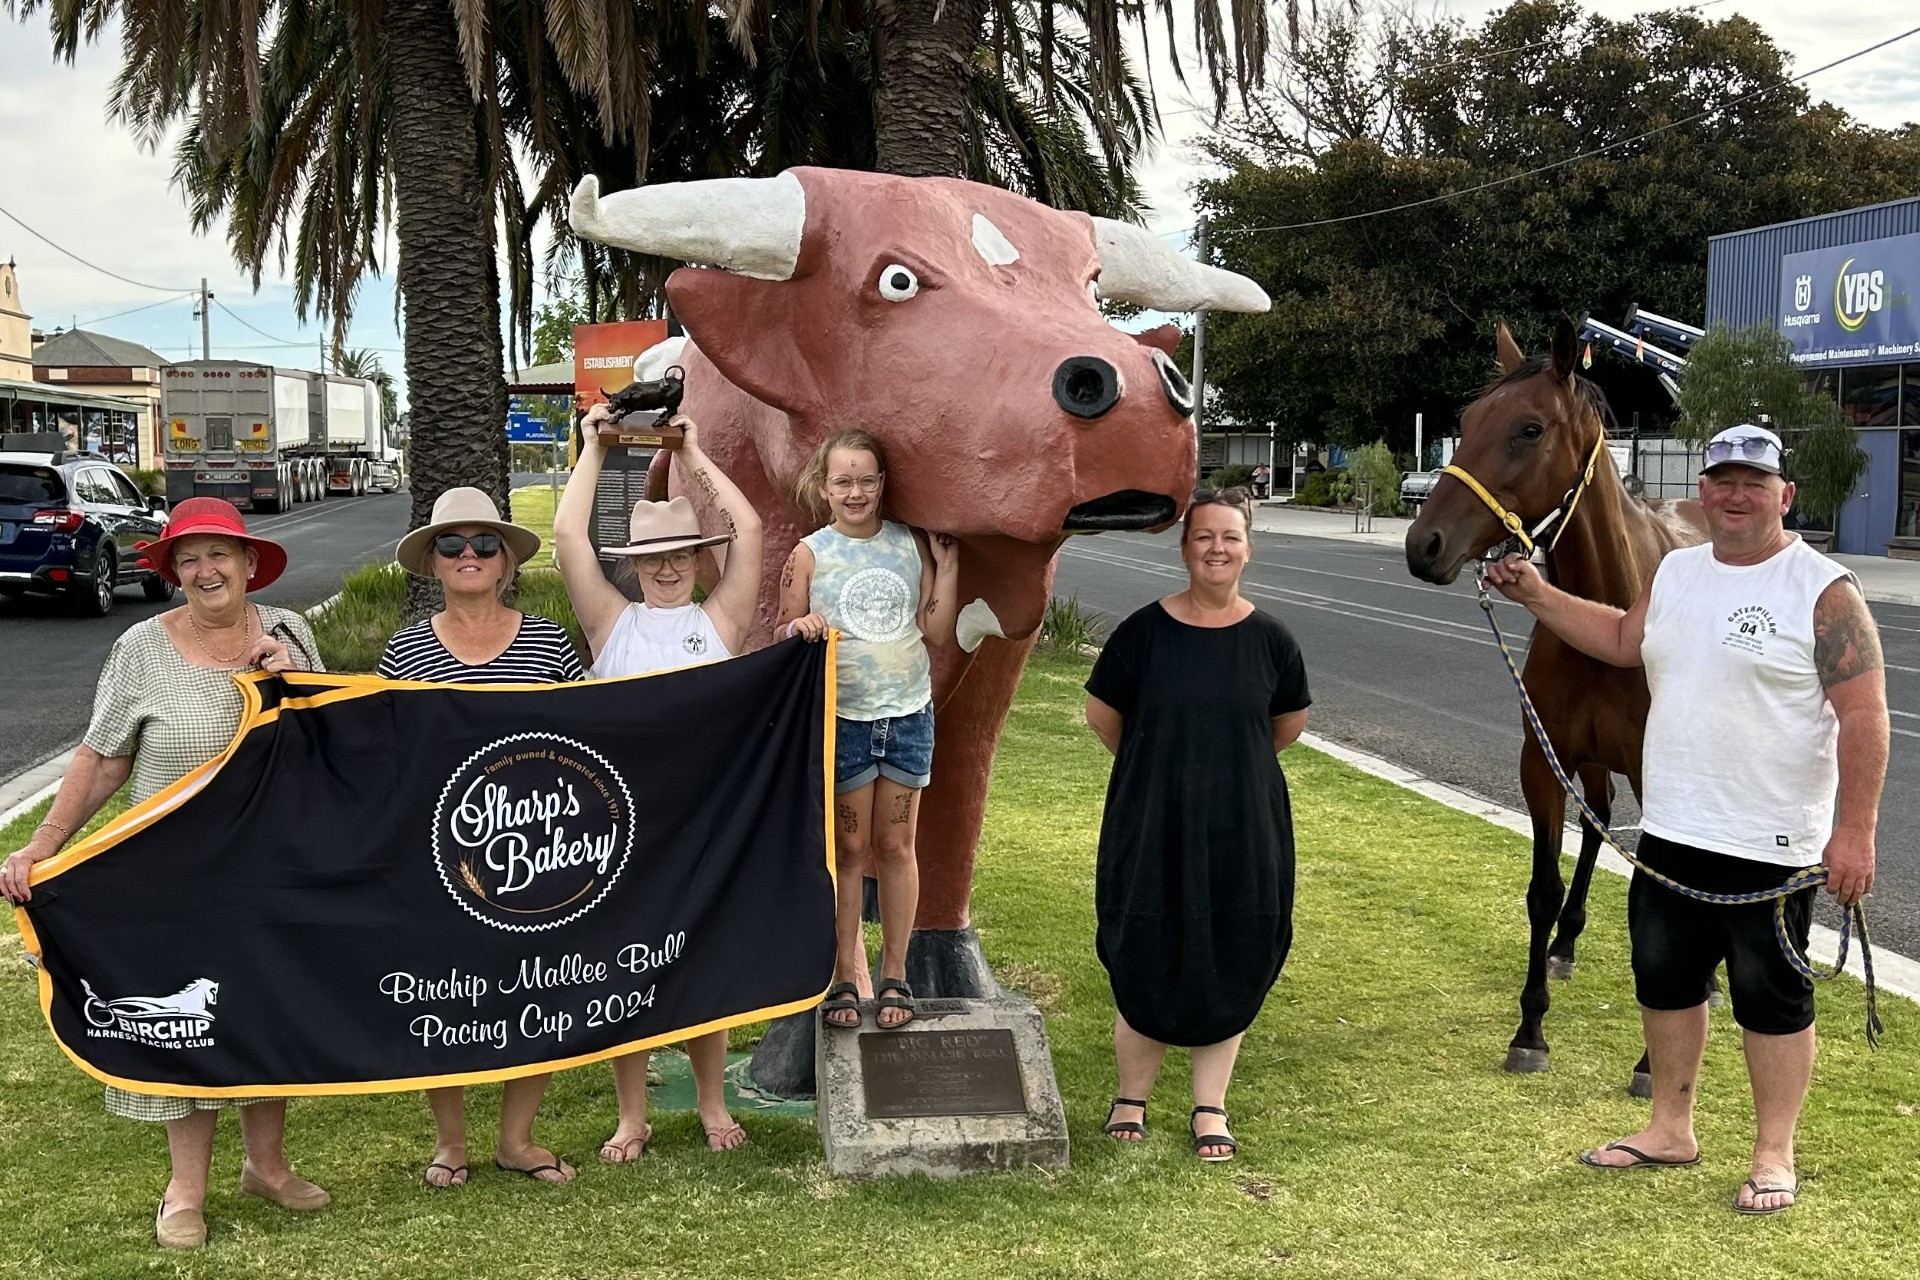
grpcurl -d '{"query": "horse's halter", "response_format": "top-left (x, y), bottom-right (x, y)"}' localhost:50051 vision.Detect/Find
top-left (1441, 425), bottom-right (1608, 559)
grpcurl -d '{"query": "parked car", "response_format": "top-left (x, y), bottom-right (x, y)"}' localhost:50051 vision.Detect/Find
top-left (0, 434), bottom-right (173, 616)
top-left (1400, 470), bottom-right (1442, 508)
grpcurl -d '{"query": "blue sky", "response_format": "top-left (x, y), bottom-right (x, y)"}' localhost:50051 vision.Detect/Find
top-left (2, 2), bottom-right (1915, 412)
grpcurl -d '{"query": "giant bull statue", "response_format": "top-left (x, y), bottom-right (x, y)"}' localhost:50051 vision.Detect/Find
top-left (569, 167), bottom-right (1269, 1002)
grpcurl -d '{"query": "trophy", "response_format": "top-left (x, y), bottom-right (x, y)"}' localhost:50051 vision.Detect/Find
top-left (595, 365), bottom-right (686, 452)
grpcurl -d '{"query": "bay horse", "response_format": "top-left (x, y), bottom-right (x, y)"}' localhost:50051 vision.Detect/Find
top-left (1404, 316), bottom-right (1707, 1089)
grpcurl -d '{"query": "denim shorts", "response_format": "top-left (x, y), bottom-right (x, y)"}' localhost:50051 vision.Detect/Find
top-left (834, 703), bottom-right (935, 793)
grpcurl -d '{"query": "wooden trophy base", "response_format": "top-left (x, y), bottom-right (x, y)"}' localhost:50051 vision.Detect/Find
top-left (598, 417), bottom-right (683, 452)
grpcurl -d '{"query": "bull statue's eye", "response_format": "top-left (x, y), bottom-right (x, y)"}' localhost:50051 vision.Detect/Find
top-left (1087, 280), bottom-right (1100, 309)
top-left (878, 264), bottom-right (920, 302)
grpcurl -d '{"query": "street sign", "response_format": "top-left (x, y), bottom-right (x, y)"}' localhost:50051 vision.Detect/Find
top-left (507, 412), bottom-right (557, 444)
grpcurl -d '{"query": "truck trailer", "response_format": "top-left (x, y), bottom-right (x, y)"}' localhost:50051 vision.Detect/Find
top-left (160, 361), bottom-right (402, 511)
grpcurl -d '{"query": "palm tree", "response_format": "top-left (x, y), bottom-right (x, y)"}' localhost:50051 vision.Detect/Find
top-left (334, 348), bottom-right (399, 430)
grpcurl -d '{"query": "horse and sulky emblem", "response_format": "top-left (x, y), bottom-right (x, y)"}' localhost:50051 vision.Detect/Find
top-left (81, 977), bottom-right (219, 1049)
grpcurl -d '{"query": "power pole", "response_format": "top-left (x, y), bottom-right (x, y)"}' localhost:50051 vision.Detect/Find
top-left (198, 279), bottom-right (212, 359)
top-left (1191, 217), bottom-right (1208, 432)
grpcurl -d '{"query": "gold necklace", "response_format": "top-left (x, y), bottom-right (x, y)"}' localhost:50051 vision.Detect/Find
top-left (187, 607), bottom-right (253, 666)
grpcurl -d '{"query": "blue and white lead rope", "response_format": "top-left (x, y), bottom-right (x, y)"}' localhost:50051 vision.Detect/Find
top-left (1472, 569), bottom-right (1883, 1048)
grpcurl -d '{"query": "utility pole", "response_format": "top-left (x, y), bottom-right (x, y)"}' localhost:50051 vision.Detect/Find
top-left (198, 278), bottom-right (212, 359)
top-left (1191, 218), bottom-right (1208, 432)
top-left (1414, 412), bottom-right (1424, 472)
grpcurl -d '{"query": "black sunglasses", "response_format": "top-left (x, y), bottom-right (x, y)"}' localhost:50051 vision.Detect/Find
top-left (1704, 436), bottom-right (1780, 467)
top-left (1191, 486), bottom-right (1253, 509)
top-left (434, 533), bottom-right (503, 559)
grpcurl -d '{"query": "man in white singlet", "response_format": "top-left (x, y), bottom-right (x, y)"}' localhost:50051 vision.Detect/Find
top-left (1485, 423), bottom-right (1889, 1217)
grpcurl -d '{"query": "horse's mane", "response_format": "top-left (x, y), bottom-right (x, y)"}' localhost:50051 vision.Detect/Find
top-left (1481, 355), bottom-right (1619, 436)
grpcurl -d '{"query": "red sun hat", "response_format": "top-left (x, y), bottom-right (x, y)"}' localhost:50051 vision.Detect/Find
top-left (136, 497), bottom-right (290, 590)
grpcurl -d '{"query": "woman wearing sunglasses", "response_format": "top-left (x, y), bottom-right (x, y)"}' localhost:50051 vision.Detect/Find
top-left (384, 488), bottom-right (587, 1187)
top-left (556, 406), bottom-right (763, 1160)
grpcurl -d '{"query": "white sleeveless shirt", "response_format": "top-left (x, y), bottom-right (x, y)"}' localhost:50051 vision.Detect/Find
top-left (591, 602), bottom-right (731, 679)
top-left (1640, 538), bottom-right (1853, 867)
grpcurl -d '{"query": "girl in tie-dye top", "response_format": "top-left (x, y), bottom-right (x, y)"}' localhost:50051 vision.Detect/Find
top-left (779, 430), bottom-right (959, 1031)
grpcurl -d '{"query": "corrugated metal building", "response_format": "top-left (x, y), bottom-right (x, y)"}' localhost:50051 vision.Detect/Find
top-left (1705, 195), bottom-right (1920, 555)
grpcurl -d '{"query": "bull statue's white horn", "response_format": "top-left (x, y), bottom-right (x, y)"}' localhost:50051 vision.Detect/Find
top-left (1091, 217), bottom-right (1271, 313)
top-left (568, 172), bottom-right (807, 283)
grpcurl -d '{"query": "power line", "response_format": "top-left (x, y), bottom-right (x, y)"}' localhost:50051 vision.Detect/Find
top-left (0, 200), bottom-right (196, 293)
top-left (1210, 22), bottom-right (1920, 239)
top-left (72, 293), bottom-right (198, 330)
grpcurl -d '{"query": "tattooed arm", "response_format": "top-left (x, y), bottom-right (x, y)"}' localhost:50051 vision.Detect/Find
top-left (1813, 576), bottom-right (1888, 906)
top-left (912, 529), bottom-right (960, 648)
top-left (671, 417), bottom-right (764, 654)
top-left (555, 404), bottom-right (641, 661)
top-left (777, 542), bottom-right (827, 641)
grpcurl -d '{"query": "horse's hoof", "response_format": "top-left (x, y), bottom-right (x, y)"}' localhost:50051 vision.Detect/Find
top-left (1504, 1047), bottom-right (1551, 1074)
top-left (1545, 956), bottom-right (1576, 981)
top-left (1627, 1071), bottom-right (1653, 1100)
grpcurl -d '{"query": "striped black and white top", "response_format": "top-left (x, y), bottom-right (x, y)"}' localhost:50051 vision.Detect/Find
top-left (378, 614), bottom-right (585, 685)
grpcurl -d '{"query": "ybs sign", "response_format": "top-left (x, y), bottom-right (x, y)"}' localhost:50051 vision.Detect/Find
top-left (1777, 231), bottom-right (1920, 368)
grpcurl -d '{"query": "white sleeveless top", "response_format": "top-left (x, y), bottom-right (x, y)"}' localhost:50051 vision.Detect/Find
top-left (801, 520), bottom-right (931, 720)
top-left (1640, 538), bottom-right (1853, 867)
top-left (592, 602), bottom-right (731, 679)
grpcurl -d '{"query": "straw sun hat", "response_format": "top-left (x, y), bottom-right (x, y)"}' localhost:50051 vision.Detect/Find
top-left (395, 488), bottom-right (543, 577)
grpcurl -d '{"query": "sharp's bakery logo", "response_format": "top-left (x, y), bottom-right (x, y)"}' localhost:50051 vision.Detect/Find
top-left (1793, 274), bottom-right (1813, 311)
top-left (682, 632), bottom-right (707, 655)
top-left (433, 733), bottom-right (634, 932)
top-left (82, 977), bottom-right (218, 1049)
top-left (1835, 257), bottom-right (1886, 333)
top-left (1723, 604), bottom-right (1778, 656)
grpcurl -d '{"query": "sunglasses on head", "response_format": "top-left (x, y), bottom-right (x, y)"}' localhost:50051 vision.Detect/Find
top-left (1704, 436), bottom-right (1779, 467)
top-left (434, 533), bottom-right (503, 559)
top-left (1191, 486), bottom-right (1253, 509)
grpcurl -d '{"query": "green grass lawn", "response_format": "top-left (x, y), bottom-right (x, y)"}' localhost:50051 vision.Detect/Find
top-left (2, 651), bottom-right (1915, 1279)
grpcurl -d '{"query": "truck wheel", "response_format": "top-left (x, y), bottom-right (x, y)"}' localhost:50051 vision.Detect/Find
top-left (78, 549), bottom-right (116, 617)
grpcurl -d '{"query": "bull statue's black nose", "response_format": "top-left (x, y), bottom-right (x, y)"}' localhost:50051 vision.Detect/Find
top-left (1053, 356), bottom-right (1121, 419)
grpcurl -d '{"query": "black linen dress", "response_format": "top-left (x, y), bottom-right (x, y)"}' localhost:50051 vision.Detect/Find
top-left (1085, 601), bottom-right (1311, 1047)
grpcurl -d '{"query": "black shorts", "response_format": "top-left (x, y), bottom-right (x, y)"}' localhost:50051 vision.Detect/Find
top-left (1628, 832), bottom-right (1816, 1035)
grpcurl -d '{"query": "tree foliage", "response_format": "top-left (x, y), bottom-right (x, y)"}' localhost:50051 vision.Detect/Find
top-left (1194, 1), bottom-right (1920, 452)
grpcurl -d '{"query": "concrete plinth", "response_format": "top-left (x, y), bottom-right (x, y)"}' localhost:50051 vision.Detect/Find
top-left (815, 991), bottom-right (1068, 1179)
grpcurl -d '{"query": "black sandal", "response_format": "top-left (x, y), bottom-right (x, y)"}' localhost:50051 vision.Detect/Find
top-left (1190, 1106), bottom-right (1237, 1162)
top-left (1104, 1097), bottom-right (1148, 1141)
top-left (875, 977), bottom-right (916, 1028)
top-left (821, 981), bottom-right (862, 1029)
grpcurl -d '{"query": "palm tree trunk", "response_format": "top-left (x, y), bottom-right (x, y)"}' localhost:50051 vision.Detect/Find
top-left (873, 0), bottom-right (989, 176)
top-left (387, 0), bottom-right (510, 619)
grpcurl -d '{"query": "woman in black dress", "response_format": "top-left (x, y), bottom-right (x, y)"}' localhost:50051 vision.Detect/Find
top-left (1084, 488), bottom-right (1311, 1162)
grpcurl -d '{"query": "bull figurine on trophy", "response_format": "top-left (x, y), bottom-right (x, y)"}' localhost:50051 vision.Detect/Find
top-left (595, 365), bottom-right (687, 453)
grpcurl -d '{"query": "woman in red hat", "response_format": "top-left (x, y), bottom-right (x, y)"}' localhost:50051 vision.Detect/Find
top-left (1, 497), bottom-right (330, 1250)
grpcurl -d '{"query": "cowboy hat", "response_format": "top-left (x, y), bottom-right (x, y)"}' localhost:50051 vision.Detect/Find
top-left (136, 497), bottom-right (289, 590)
top-left (603, 496), bottom-right (732, 557)
top-left (395, 488), bottom-right (543, 577)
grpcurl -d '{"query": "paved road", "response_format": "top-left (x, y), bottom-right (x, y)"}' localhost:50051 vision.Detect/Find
top-left (1054, 528), bottom-right (1920, 957)
top-left (0, 491), bottom-right (414, 784)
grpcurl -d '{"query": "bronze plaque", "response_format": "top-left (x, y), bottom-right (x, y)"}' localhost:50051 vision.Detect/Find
top-left (860, 1028), bottom-right (1027, 1119)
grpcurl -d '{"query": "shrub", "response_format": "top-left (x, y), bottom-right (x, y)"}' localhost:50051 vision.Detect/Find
top-left (1296, 469), bottom-right (1345, 507)
top-left (1039, 594), bottom-right (1106, 653)
top-left (1203, 464), bottom-right (1255, 491)
top-left (124, 468), bottom-right (166, 498)
top-left (1350, 440), bottom-right (1405, 516)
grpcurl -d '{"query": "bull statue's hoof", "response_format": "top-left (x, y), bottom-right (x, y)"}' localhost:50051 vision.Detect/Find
top-left (1627, 1070), bottom-right (1654, 1100)
top-left (906, 927), bottom-right (1000, 1001)
top-left (1545, 955), bottom-right (1576, 981)
top-left (1503, 1046), bottom-right (1551, 1074)
top-left (745, 1011), bottom-right (817, 1100)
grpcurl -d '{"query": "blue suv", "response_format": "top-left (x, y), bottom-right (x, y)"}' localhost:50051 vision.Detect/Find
top-left (0, 434), bottom-right (174, 616)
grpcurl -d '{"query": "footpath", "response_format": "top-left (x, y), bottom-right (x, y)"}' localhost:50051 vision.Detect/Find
top-left (1255, 501), bottom-right (1920, 607)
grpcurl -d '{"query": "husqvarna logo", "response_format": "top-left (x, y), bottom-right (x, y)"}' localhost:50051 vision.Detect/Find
top-left (1835, 257), bottom-right (1885, 332)
top-left (1793, 274), bottom-right (1812, 311)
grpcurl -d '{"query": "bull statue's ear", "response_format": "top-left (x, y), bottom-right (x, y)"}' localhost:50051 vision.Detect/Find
top-left (667, 269), bottom-right (823, 417)
top-left (1550, 314), bottom-right (1579, 387)
top-left (1495, 319), bottom-right (1525, 375)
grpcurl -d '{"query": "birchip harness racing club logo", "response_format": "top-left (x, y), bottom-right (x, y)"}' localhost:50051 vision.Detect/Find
top-left (82, 977), bottom-right (219, 1050)
top-left (432, 732), bottom-right (635, 933)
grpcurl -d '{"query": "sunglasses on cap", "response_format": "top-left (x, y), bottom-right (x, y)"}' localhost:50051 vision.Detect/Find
top-left (1704, 435), bottom-right (1780, 468)
top-left (434, 533), bottom-right (504, 559)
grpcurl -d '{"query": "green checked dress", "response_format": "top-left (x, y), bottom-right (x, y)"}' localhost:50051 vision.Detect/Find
top-left (81, 605), bottom-right (320, 1122)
